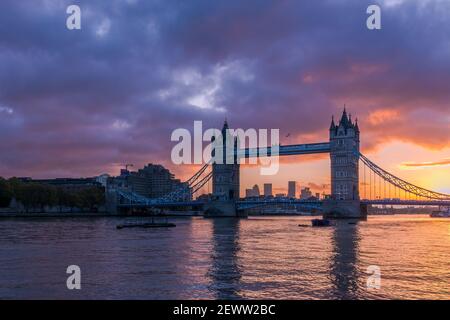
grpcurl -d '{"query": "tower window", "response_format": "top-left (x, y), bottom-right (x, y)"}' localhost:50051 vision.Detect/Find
top-left (336, 171), bottom-right (348, 177)
top-left (335, 156), bottom-right (346, 164)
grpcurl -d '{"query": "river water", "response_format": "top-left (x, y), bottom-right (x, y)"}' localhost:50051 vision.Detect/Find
top-left (0, 214), bottom-right (449, 299)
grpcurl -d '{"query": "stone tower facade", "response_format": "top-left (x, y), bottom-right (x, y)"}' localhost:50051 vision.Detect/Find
top-left (329, 108), bottom-right (360, 201)
top-left (211, 121), bottom-right (240, 201)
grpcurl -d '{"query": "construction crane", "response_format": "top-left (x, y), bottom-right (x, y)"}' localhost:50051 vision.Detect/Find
top-left (123, 163), bottom-right (134, 172)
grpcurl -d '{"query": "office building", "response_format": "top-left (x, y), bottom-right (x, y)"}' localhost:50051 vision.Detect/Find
top-left (300, 187), bottom-right (313, 200)
top-left (288, 181), bottom-right (296, 198)
top-left (109, 163), bottom-right (191, 200)
top-left (264, 183), bottom-right (273, 197)
top-left (245, 184), bottom-right (260, 198)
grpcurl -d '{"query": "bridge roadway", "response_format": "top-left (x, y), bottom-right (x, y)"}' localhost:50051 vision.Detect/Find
top-left (362, 199), bottom-right (450, 206)
top-left (117, 198), bottom-right (450, 209)
top-left (238, 199), bottom-right (450, 207)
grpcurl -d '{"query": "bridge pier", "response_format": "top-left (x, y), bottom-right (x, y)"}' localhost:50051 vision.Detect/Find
top-left (105, 185), bottom-right (118, 214)
top-left (203, 200), bottom-right (247, 218)
top-left (323, 200), bottom-right (367, 219)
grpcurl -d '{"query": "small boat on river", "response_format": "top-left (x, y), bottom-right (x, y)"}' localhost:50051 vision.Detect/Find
top-left (430, 207), bottom-right (450, 218)
top-left (116, 222), bottom-right (176, 229)
top-left (117, 217), bottom-right (176, 229)
top-left (311, 219), bottom-right (332, 227)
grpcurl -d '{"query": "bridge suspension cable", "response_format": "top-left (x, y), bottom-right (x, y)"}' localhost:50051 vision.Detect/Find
top-left (158, 162), bottom-right (212, 201)
top-left (360, 153), bottom-right (450, 201)
top-left (117, 162), bottom-right (212, 205)
top-left (185, 163), bottom-right (210, 185)
top-left (191, 172), bottom-right (213, 194)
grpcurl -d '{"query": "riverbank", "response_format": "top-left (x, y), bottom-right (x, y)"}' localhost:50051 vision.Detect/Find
top-left (0, 210), bottom-right (203, 218)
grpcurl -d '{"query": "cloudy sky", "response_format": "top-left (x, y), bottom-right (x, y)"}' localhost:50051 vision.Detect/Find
top-left (0, 0), bottom-right (449, 195)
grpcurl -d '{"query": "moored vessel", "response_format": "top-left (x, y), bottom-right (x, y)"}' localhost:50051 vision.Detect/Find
top-left (430, 207), bottom-right (450, 218)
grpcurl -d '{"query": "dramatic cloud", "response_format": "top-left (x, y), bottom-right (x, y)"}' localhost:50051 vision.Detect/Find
top-left (307, 183), bottom-right (331, 193)
top-left (0, 0), bottom-right (449, 179)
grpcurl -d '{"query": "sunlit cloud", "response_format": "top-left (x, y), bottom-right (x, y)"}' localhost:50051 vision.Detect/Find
top-left (367, 109), bottom-right (400, 126)
top-left (96, 18), bottom-right (111, 37)
top-left (111, 120), bottom-right (131, 130)
top-left (0, 106), bottom-right (13, 114)
top-left (400, 158), bottom-right (450, 170)
top-left (307, 182), bottom-right (330, 192)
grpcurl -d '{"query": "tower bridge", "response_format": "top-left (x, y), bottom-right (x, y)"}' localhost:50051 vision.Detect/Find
top-left (114, 109), bottom-right (450, 218)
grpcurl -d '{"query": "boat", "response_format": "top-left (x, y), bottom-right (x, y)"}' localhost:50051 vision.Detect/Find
top-left (117, 222), bottom-right (176, 229)
top-left (430, 207), bottom-right (450, 218)
top-left (311, 219), bottom-right (332, 227)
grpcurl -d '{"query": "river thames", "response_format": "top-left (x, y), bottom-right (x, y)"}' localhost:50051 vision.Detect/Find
top-left (0, 214), bottom-right (449, 299)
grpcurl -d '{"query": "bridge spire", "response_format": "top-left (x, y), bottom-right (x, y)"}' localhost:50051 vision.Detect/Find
top-left (329, 115), bottom-right (336, 130)
top-left (339, 106), bottom-right (352, 129)
top-left (223, 118), bottom-right (229, 129)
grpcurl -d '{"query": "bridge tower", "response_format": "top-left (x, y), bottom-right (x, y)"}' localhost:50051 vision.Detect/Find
top-left (324, 108), bottom-right (366, 218)
top-left (205, 120), bottom-right (242, 217)
top-left (212, 120), bottom-right (240, 200)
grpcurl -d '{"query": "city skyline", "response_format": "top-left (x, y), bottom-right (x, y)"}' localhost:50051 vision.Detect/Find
top-left (0, 0), bottom-right (449, 196)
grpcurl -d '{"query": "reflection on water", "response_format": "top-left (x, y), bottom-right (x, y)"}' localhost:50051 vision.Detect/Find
top-left (329, 221), bottom-right (360, 299)
top-left (0, 215), bottom-right (449, 299)
top-left (208, 218), bottom-right (241, 299)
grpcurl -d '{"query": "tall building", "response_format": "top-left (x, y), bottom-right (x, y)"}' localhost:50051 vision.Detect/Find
top-left (245, 184), bottom-right (260, 198)
top-left (329, 108), bottom-right (360, 200)
top-left (300, 187), bottom-right (313, 200)
top-left (109, 164), bottom-right (191, 200)
top-left (137, 164), bottom-right (186, 198)
top-left (288, 181), bottom-right (296, 198)
top-left (252, 184), bottom-right (260, 197)
top-left (264, 183), bottom-right (272, 197)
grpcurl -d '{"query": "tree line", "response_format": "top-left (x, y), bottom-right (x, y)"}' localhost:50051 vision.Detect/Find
top-left (0, 177), bottom-right (105, 211)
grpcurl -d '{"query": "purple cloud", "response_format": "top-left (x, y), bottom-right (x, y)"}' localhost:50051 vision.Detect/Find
top-left (0, 0), bottom-right (449, 178)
